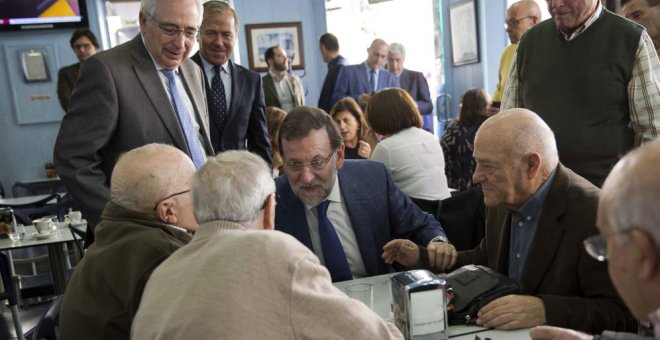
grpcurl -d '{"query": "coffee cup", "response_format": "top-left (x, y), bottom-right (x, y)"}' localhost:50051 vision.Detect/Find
top-left (33, 218), bottom-right (55, 234)
top-left (65, 211), bottom-right (82, 224)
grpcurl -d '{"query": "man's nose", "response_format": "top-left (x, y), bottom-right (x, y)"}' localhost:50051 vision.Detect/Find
top-left (300, 166), bottom-right (315, 183)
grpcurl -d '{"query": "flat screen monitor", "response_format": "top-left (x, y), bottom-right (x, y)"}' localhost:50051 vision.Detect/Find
top-left (0, 0), bottom-right (89, 31)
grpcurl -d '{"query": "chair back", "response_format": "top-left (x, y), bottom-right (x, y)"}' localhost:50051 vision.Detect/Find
top-left (25, 295), bottom-right (64, 340)
top-left (435, 187), bottom-right (486, 251)
top-left (12, 194), bottom-right (73, 225)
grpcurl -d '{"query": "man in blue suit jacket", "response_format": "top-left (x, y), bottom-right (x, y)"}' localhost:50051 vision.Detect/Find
top-left (331, 39), bottom-right (400, 108)
top-left (191, 1), bottom-right (271, 164)
top-left (275, 106), bottom-right (454, 281)
top-left (388, 43), bottom-right (433, 115)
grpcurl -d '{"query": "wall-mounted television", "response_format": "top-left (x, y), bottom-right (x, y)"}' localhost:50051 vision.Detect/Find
top-left (0, 0), bottom-right (89, 31)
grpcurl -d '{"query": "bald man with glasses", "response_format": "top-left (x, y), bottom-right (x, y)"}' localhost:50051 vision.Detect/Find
top-left (54, 0), bottom-right (214, 247)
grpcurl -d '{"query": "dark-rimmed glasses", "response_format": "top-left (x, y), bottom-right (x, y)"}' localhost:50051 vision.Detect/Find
top-left (583, 229), bottom-right (632, 262)
top-left (147, 14), bottom-right (198, 39)
top-left (153, 189), bottom-right (191, 210)
top-left (284, 149), bottom-right (336, 173)
top-left (505, 16), bottom-right (534, 28)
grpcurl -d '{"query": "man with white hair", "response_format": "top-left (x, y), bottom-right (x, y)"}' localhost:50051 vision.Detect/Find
top-left (132, 151), bottom-right (403, 339)
top-left (384, 109), bottom-right (636, 333)
top-left (387, 42), bottom-right (433, 116)
top-left (59, 144), bottom-right (197, 339)
top-left (530, 140), bottom-right (660, 339)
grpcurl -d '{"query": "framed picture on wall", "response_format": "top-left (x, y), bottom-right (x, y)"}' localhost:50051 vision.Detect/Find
top-left (245, 22), bottom-right (305, 72)
top-left (449, 0), bottom-right (480, 66)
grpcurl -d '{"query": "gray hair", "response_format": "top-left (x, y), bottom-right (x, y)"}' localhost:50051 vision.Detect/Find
top-left (600, 140), bottom-right (660, 248)
top-left (202, 0), bottom-right (238, 31)
top-left (193, 151), bottom-right (275, 224)
top-left (141, 0), bottom-right (203, 26)
top-left (480, 109), bottom-right (559, 175)
top-left (111, 144), bottom-right (195, 214)
top-left (389, 42), bottom-right (406, 59)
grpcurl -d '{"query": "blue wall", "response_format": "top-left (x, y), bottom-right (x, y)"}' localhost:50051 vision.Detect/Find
top-left (234, 0), bottom-right (327, 108)
top-left (0, 0), bottom-right (103, 196)
top-left (441, 0), bottom-right (507, 117)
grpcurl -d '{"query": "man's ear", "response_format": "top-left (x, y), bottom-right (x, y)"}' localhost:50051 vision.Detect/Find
top-left (336, 143), bottom-right (345, 170)
top-left (525, 152), bottom-right (542, 179)
top-left (262, 193), bottom-right (276, 230)
top-left (632, 229), bottom-right (658, 280)
top-left (155, 200), bottom-right (177, 225)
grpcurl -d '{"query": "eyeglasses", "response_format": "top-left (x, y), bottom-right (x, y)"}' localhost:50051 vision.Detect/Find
top-left (153, 189), bottom-right (191, 210)
top-left (147, 14), bottom-right (198, 39)
top-left (583, 229), bottom-right (632, 262)
top-left (505, 16), bottom-right (534, 28)
top-left (284, 149), bottom-right (336, 173)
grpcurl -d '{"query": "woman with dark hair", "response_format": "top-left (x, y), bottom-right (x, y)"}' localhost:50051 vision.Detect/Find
top-left (329, 97), bottom-right (376, 159)
top-left (440, 87), bottom-right (491, 191)
top-left (367, 88), bottom-right (451, 202)
top-left (265, 106), bottom-right (287, 176)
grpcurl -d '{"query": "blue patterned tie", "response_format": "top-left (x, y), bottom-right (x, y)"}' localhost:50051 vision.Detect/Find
top-left (161, 69), bottom-right (206, 168)
top-left (369, 69), bottom-right (376, 93)
top-left (212, 65), bottom-right (228, 134)
top-left (317, 200), bottom-right (353, 282)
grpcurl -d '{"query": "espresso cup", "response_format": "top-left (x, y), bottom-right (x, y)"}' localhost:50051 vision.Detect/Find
top-left (33, 218), bottom-right (55, 234)
top-left (65, 211), bottom-right (82, 224)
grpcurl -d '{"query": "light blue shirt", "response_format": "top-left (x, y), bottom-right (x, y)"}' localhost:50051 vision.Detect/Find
top-left (508, 167), bottom-right (558, 284)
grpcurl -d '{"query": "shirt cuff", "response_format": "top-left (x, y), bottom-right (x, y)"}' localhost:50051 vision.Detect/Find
top-left (428, 235), bottom-right (449, 245)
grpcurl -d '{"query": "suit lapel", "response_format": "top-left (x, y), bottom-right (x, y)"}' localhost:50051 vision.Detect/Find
top-left (522, 167), bottom-right (569, 293)
top-left (359, 63), bottom-right (371, 92)
top-left (179, 60), bottom-right (213, 155)
top-left (276, 179), bottom-right (314, 251)
top-left (262, 74), bottom-right (280, 107)
top-left (339, 167), bottom-right (380, 276)
top-left (191, 53), bottom-right (223, 136)
top-left (227, 60), bottom-right (244, 121)
top-left (130, 37), bottom-right (188, 151)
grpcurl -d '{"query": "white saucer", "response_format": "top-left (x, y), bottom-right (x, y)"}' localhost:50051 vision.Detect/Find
top-left (35, 231), bottom-right (57, 240)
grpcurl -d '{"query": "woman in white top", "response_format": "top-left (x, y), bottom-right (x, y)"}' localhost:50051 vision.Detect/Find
top-left (366, 88), bottom-right (451, 202)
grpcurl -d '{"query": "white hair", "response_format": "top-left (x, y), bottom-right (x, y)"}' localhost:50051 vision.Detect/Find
top-left (111, 144), bottom-right (194, 214)
top-left (141, 0), bottom-right (203, 26)
top-left (389, 42), bottom-right (406, 59)
top-left (600, 140), bottom-right (660, 249)
top-left (193, 151), bottom-right (275, 224)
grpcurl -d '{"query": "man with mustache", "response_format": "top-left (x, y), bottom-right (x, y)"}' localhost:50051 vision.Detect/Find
top-left (262, 46), bottom-right (305, 111)
top-left (191, 0), bottom-right (271, 164)
top-left (274, 106), bottom-right (453, 283)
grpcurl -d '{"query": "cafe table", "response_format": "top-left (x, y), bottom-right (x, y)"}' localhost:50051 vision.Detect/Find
top-left (0, 194), bottom-right (59, 207)
top-left (334, 274), bottom-right (531, 339)
top-left (0, 225), bottom-right (75, 294)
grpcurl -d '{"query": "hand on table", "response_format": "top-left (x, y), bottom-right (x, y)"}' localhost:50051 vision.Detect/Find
top-left (357, 140), bottom-right (372, 159)
top-left (476, 295), bottom-right (546, 330)
top-left (529, 326), bottom-right (593, 340)
top-left (427, 241), bottom-right (457, 272)
top-left (382, 239), bottom-right (419, 267)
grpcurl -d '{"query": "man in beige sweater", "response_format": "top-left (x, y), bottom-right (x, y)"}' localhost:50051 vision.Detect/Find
top-left (131, 150), bottom-right (402, 339)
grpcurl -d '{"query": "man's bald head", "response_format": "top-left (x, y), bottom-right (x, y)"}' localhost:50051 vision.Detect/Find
top-left (111, 144), bottom-right (196, 214)
top-left (366, 38), bottom-right (389, 70)
top-left (473, 109), bottom-right (558, 210)
top-left (506, 0), bottom-right (542, 43)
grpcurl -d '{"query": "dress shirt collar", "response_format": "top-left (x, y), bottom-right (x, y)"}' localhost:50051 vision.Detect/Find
top-left (513, 166), bottom-right (558, 218)
top-left (363, 62), bottom-right (379, 75)
top-left (558, 2), bottom-right (602, 41)
top-left (304, 174), bottom-right (342, 211)
top-left (199, 54), bottom-right (230, 76)
top-left (329, 55), bottom-right (344, 68)
top-left (269, 69), bottom-right (288, 82)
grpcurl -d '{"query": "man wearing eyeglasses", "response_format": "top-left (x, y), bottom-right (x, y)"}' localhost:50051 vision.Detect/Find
top-left (275, 106), bottom-right (453, 283)
top-left (54, 0), bottom-right (214, 248)
top-left (191, 1), bottom-right (272, 164)
top-left (59, 144), bottom-right (197, 340)
top-left (531, 140), bottom-right (660, 339)
top-left (384, 109), bottom-right (636, 333)
top-left (491, 0), bottom-right (541, 111)
top-left (56, 28), bottom-right (99, 112)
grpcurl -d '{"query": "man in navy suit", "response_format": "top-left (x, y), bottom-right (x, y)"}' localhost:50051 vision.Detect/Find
top-left (387, 43), bottom-right (433, 116)
top-left (318, 33), bottom-right (347, 112)
top-left (331, 38), bottom-right (400, 108)
top-left (274, 106), bottom-right (455, 282)
top-left (191, 1), bottom-right (271, 164)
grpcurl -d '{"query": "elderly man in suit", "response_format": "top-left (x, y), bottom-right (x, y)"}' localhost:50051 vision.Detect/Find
top-left (331, 38), bottom-right (400, 108)
top-left (56, 28), bottom-right (99, 112)
top-left (274, 106), bottom-right (454, 282)
top-left (262, 46), bottom-right (305, 111)
top-left (132, 150), bottom-right (403, 339)
top-left (59, 144), bottom-right (196, 340)
top-left (191, 1), bottom-right (271, 164)
top-left (385, 109), bottom-right (636, 334)
top-left (387, 43), bottom-right (432, 116)
top-left (54, 0), bottom-right (213, 246)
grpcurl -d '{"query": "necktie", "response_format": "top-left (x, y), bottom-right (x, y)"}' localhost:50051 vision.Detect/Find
top-left (369, 69), bottom-right (376, 93)
top-left (317, 200), bottom-right (353, 282)
top-left (212, 65), bottom-right (228, 134)
top-left (161, 69), bottom-right (206, 168)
